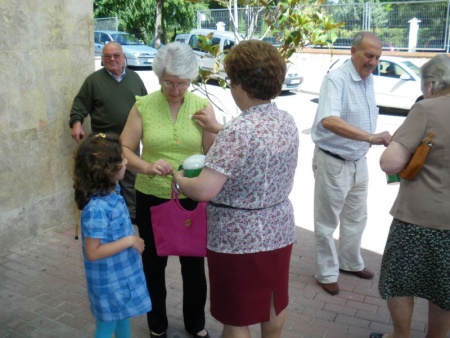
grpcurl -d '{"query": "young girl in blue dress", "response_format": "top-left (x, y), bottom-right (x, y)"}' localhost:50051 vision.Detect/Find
top-left (73, 132), bottom-right (151, 338)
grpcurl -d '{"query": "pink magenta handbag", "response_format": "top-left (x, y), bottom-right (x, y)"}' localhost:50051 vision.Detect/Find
top-left (150, 193), bottom-right (207, 257)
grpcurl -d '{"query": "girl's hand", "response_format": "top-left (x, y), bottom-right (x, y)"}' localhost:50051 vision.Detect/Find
top-left (130, 236), bottom-right (145, 254)
top-left (84, 235), bottom-right (146, 261)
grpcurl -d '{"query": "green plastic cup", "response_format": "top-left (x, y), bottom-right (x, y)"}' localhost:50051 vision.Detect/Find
top-left (386, 173), bottom-right (401, 185)
top-left (184, 168), bottom-right (203, 178)
top-left (181, 154), bottom-right (205, 178)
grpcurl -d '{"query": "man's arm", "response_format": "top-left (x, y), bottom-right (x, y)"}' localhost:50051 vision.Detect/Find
top-left (70, 121), bottom-right (85, 143)
top-left (322, 116), bottom-right (391, 146)
top-left (69, 78), bottom-right (92, 142)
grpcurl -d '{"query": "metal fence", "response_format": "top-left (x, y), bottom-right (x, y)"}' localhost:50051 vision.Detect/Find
top-left (196, 1), bottom-right (449, 52)
top-left (94, 17), bottom-right (118, 31)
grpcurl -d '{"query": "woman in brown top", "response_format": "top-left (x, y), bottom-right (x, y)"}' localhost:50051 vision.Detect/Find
top-left (375, 54), bottom-right (450, 338)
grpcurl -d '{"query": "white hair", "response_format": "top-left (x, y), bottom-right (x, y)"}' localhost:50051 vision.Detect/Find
top-left (421, 53), bottom-right (450, 94)
top-left (152, 41), bottom-right (199, 80)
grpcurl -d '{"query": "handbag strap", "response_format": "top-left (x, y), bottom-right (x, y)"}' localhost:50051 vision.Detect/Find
top-left (170, 191), bottom-right (205, 212)
top-left (424, 132), bottom-right (435, 146)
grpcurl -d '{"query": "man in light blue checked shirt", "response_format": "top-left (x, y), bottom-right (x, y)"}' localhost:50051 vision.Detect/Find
top-left (311, 31), bottom-right (392, 296)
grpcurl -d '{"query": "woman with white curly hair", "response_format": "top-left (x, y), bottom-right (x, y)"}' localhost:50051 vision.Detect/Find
top-left (121, 41), bottom-right (221, 338)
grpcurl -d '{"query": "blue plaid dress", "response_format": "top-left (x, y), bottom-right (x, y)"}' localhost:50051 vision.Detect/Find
top-left (81, 185), bottom-right (152, 322)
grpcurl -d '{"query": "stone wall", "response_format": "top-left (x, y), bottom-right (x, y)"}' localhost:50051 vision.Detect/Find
top-left (0, 0), bottom-right (93, 251)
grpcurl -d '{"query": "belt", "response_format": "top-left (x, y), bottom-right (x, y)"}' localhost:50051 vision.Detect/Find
top-left (209, 201), bottom-right (282, 211)
top-left (320, 148), bottom-right (346, 161)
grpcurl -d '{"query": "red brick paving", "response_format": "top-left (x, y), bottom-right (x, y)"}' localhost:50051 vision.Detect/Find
top-left (0, 225), bottom-right (429, 337)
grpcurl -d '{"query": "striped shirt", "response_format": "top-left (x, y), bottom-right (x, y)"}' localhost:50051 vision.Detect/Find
top-left (311, 59), bottom-right (379, 161)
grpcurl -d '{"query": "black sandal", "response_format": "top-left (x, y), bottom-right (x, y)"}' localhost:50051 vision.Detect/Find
top-left (369, 333), bottom-right (386, 338)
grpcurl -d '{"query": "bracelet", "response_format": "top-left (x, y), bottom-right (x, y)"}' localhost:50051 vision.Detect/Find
top-left (146, 164), bottom-right (155, 178)
top-left (175, 180), bottom-right (183, 194)
top-left (369, 134), bottom-right (372, 146)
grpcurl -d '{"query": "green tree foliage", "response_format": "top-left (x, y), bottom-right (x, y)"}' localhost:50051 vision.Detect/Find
top-left (94, 0), bottom-right (156, 42)
top-left (94, 0), bottom-right (208, 44)
top-left (164, 0), bottom-right (209, 40)
top-left (200, 0), bottom-right (344, 58)
top-left (261, 0), bottom-right (344, 58)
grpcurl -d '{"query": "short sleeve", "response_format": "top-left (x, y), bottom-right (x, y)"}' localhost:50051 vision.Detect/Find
top-left (393, 103), bottom-right (428, 152)
top-left (205, 121), bottom-right (248, 178)
top-left (81, 199), bottom-right (110, 239)
top-left (318, 76), bottom-right (344, 119)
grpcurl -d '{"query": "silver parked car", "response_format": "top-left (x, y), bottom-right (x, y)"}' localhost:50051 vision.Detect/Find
top-left (94, 30), bottom-right (157, 68)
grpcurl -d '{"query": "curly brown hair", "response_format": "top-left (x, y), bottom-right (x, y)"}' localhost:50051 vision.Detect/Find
top-left (73, 133), bottom-right (124, 210)
top-left (223, 40), bottom-right (287, 100)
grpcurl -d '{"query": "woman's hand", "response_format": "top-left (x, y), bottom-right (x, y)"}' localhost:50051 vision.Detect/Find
top-left (147, 159), bottom-right (174, 177)
top-left (192, 108), bottom-right (222, 134)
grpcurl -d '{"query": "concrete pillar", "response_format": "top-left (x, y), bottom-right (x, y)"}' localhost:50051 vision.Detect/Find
top-left (0, 0), bottom-right (93, 251)
top-left (408, 17), bottom-right (421, 52)
top-left (216, 21), bottom-right (226, 31)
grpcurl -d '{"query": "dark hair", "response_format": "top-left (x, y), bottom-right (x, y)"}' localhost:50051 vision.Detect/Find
top-left (224, 40), bottom-right (286, 100)
top-left (73, 133), bottom-right (123, 210)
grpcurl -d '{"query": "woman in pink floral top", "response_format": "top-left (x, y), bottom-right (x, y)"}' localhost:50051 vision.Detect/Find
top-left (172, 40), bottom-right (299, 338)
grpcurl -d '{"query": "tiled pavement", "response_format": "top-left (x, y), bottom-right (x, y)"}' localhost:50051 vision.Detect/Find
top-left (0, 224), bottom-right (430, 338)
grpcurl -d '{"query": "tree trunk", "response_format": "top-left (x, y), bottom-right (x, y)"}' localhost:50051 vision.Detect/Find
top-left (154, 0), bottom-right (163, 48)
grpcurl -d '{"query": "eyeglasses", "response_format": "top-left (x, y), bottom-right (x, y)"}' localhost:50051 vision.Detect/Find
top-left (160, 80), bottom-right (190, 90)
top-left (102, 53), bottom-right (123, 59)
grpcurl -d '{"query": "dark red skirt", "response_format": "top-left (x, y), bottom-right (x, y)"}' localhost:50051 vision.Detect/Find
top-left (207, 244), bottom-right (293, 326)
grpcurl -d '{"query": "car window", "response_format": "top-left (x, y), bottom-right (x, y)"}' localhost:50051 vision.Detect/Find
top-left (373, 63), bottom-right (379, 76)
top-left (223, 39), bottom-right (234, 51)
top-left (94, 32), bottom-right (101, 44)
top-left (111, 33), bottom-right (141, 45)
top-left (211, 37), bottom-right (221, 46)
top-left (100, 33), bottom-right (111, 44)
top-left (402, 61), bottom-right (420, 77)
top-left (189, 35), bottom-right (222, 53)
top-left (379, 61), bottom-right (400, 78)
top-left (189, 35), bottom-right (201, 51)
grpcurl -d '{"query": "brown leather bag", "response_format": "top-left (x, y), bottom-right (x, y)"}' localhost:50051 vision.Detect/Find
top-left (398, 132), bottom-right (435, 181)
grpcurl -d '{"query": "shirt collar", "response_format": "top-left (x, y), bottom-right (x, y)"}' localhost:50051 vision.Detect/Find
top-left (92, 184), bottom-right (122, 207)
top-left (242, 102), bottom-right (277, 115)
top-left (105, 67), bottom-right (126, 82)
